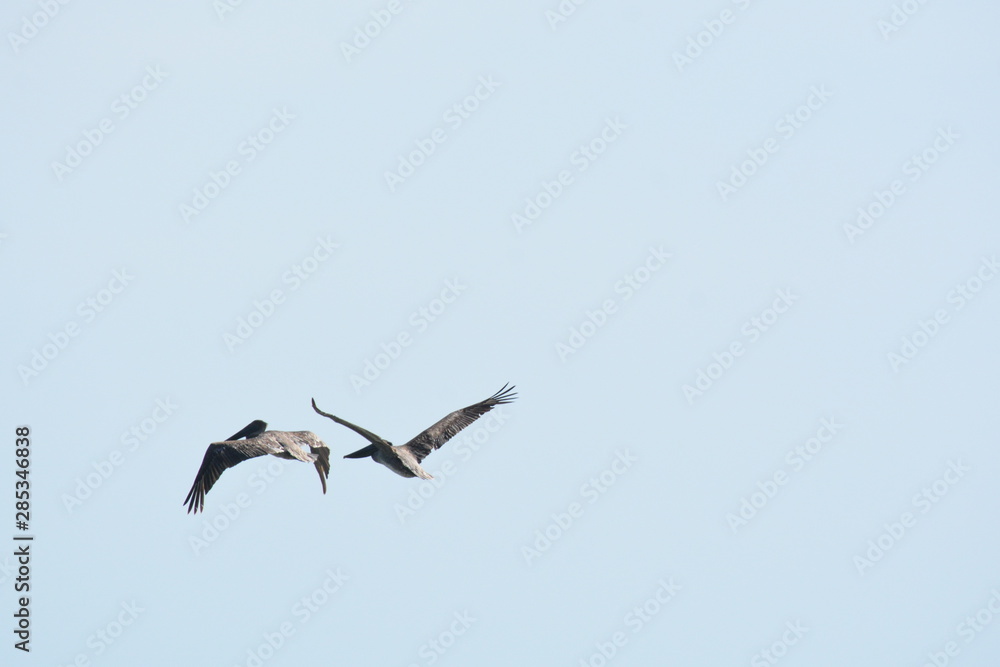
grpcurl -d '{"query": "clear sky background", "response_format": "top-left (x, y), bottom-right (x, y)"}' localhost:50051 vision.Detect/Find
top-left (3, 1), bottom-right (1000, 665)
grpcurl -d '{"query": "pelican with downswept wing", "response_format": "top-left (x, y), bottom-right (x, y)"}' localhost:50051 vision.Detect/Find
top-left (183, 420), bottom-right (331, 514)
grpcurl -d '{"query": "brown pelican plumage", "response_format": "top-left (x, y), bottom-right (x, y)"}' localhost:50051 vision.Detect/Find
top-left (311, 384), bottom-right (516, 480)
top-left (183, 420), bottom-right (331, 514)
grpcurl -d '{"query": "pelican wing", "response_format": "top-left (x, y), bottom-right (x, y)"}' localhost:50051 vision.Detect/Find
top-left (228, 419), bottom-right (267, 440)
top-left (313, 445), bottom-right (331, 493)
top-left (183, 434), bottom-right (283, 514)
top-left (312, 398), bottom-right (390, 445)
top-left (400, 384), bottom-right (517, 463)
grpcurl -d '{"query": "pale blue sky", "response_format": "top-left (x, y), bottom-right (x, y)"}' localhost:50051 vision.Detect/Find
top-left (3, 1), bottom-right (1000, 665)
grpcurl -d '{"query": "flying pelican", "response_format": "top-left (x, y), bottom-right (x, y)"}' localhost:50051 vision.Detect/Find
top-left (183, 420), bottom-right (331, 514)
top-left (310, 384), bottom-right (516, 480)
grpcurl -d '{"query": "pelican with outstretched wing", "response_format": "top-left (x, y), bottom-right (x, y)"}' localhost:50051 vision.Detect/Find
top-left (311, 384), bottom-right (516, 480)
top-left (183, 420), bottom-right (331, 514)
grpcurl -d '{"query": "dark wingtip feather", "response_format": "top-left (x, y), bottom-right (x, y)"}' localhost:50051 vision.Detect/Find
top-left (183, 482), bottom-right (199, 514)
top-left (491, 383), bottom-right (517, 404)
top-left (183, 486), bottom-right (202, 514)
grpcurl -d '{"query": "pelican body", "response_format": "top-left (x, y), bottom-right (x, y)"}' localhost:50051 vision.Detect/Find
top-left (311, 384), bottom-right (516, 480)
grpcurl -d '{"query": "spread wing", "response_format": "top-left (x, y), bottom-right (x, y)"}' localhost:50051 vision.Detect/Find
top-left (183, 434), bottom-right (283, 514)
top-left (311, 398), bottom-right (390, 445)
top-left (400, 384), bottom-right (516, 463)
